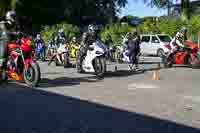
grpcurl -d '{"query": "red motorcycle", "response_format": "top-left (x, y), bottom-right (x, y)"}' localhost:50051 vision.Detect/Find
top-left (6, 37), bottom-right (41, 87)
top-left (162, 40), bottom-right (200, 68)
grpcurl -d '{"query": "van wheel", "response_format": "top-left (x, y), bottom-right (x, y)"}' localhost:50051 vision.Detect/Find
top-left (157, 49), bottom-right (164, 58)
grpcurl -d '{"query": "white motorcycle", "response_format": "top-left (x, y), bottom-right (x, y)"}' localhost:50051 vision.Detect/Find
top-left (80, 39), bottom-right (107, 78)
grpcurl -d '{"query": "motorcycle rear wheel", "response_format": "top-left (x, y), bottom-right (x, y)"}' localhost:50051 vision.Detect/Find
top-left (189, 56), bottom-right (200, 69)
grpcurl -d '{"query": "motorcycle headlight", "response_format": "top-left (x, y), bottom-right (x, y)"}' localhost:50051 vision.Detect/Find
top-left (95, 48), bottom-right (105, 55)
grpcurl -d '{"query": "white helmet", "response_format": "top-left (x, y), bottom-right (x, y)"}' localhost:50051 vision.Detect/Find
top-left (6, 11), bottom-right (16, 24)
top-left (176, 32), bottom-right (183, 38)
top-left (88, 24), bottom-right (96, 33)
top-left (58, 29), bottom-right (64, 33)
top-left (180, 27), bottom-right (188, 34)
top-left (72, 37), bottom-right (76, 41)
top-left (36, 34), bottom-right (41, 39)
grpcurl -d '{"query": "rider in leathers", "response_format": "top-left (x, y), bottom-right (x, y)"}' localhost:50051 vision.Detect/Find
top-left (127, 31), bottom-right (141, 70)
top-left (55, 29), bottom-right (66, 64)
top-left (76, 24), bottom-right (100, 72)
top-left (167, 27), bottom-right (188, 61)
top-left (0, 11), bottom-right (16, 70)
top-left (34, 33), bottom-right (45, 58)
top-left (54, 29), bottom-right (66, 48)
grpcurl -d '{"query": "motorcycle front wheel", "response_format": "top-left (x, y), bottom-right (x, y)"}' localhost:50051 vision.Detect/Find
top-left (189, 55), bottom-right (200, 69)
top-left (162, 55), bottom-right (173, 68)
top-left (23, 62), bottom-right (41, 87)
top-left (63, 53), bottom-right (69, 68)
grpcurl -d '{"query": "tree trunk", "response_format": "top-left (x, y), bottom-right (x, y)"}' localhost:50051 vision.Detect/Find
top-left (181, 0), bottom-right (190, 20)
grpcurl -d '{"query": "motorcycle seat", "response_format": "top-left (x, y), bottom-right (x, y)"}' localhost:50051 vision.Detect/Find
top-left (88, 45), bottom-right (94, 51)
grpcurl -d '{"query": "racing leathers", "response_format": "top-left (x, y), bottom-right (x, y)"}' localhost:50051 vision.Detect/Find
top-left (126, 34), bottom-right (141, 68)
top-left (76, 31), bottom-right (99, 72)
top-left (167, 33), bottom-right (185, 61)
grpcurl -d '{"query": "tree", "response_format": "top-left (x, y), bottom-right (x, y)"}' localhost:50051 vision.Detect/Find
top-left (144, 0), bottom-right (190, 19)
top-left (180, 0), bottom-right (190, 20)
top-left (101, 23), bottom-right (135, 45)
top-left (15, 0), bottom-right (128, 33)
top-left (0, 0), bottom-right (16, 16)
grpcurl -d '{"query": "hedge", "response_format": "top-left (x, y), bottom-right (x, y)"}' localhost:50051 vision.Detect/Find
top-left (41, 22), bottom-right (81, 44)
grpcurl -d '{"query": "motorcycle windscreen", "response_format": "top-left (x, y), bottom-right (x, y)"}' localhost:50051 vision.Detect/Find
top-left (95, 40), bottom-right (107, 53)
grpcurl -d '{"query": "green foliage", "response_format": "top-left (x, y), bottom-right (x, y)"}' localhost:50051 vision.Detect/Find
top-left (190, 16), bottom-right (200, 34)
top-left (137, 17), bottom-right (189, 35)
top-left (157, 18), bottom-right (188, 36)
top-left (40, 15), bottom-right (200, 46)
top-left (125, 15), bottom-right (139, 22)
top-left (137, 18), bottom-right (158, 34)
top-left (188, 15), bottom-right (200, 42)
top-left (15, 0), bottom-right (128, 32)
top-left (41, 22), bottom-right (80, 43)
top-left (137, 16), bottom-right (199, 42)
top-left (101, 23), bottom-right (135, 46)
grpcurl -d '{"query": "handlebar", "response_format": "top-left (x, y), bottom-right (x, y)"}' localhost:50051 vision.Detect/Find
top-left (180, 47), bottom-right (192, 52)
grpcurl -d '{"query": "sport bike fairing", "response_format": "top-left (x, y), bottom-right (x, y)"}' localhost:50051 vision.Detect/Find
top-left (82, 40), bottom-right (106, 72)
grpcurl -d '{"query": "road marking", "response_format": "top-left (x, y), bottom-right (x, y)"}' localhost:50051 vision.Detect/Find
top-left (128, 83), bottom-right (137, 90)
top-left (184, 96), bottom-right (200, 103)
top-left (128, 83), bottom-right (159, 90)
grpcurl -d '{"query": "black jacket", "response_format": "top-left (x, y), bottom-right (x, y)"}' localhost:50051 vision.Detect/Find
top-left (128, 35), bottom-right (141, 51)
top-left (80, 32), bottom-right (99, 48)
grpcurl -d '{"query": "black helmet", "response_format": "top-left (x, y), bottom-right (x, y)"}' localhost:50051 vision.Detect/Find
top-left (180, 27), bottom-right (188, 34)
top-left (132, 31), bottom-right (138, 36)
top-left (128, 31), bottom-right (138, 40)
top-left (17, 32), bottom-right (23, 39)
top-left (88, 24), bottom-right (96, 33)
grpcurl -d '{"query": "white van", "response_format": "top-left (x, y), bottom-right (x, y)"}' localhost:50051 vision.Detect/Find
top-left (140, 34), bottom-right (172, 57)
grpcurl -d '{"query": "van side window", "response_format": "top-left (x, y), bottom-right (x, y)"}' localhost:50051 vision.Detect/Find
top-left (151, 36), bottom-right (160, 43)
top-left (141, 36), bottom-right (150, 42)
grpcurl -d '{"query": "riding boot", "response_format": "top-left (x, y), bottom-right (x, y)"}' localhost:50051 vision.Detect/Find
top-left (76, 53), bottom-right (84, 73)
top-left (135, 58), bottom-right (139, 70)
top-left (76, 47), bottom-right (87, 73)
top-left (166, 52), bottom-right (171, 61)
top-left (48, 54), bottom-right (56, 66)
top-left (166, 52), bottom-right (175, 65)
top-left (57, 54), bottom-right (62, 64)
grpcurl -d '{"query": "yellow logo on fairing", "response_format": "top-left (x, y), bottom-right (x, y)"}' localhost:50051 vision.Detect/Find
top-left (11, 72), bottom-right (20, 80)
